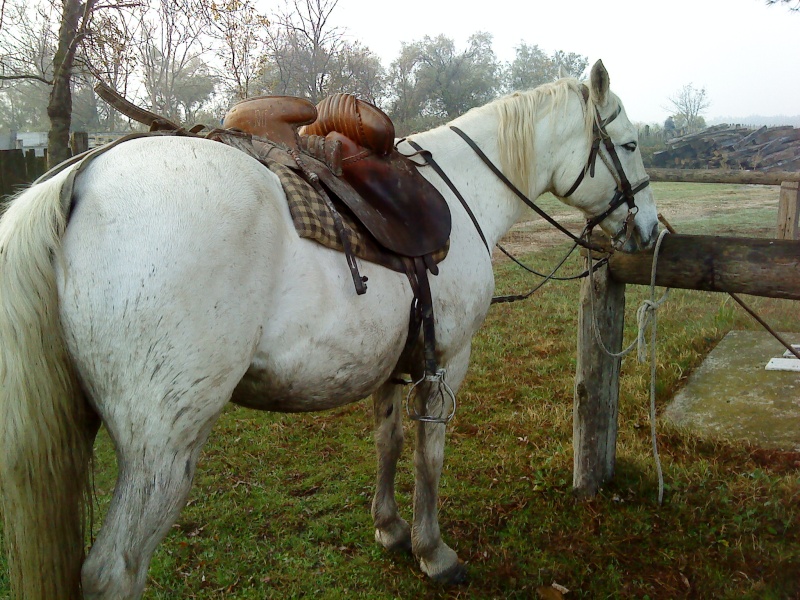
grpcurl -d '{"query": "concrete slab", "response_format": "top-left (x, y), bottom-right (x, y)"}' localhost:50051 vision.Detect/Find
top-left (664, 331), bottom-right (800, 451)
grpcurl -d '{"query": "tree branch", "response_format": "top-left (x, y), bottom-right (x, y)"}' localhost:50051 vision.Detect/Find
top-left (0, 72), bottom-right (52, 85)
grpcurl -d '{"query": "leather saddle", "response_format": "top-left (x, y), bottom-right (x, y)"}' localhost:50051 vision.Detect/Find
top-left (222, 94), bottom-right (451, 260)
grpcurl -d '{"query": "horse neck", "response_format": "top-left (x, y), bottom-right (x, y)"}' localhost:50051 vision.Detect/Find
top-left (410, 99), bottom-right (573, 250)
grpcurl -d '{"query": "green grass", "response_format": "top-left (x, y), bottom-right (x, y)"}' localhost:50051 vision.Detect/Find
top-left (2, 183), bottom-right (799, 599)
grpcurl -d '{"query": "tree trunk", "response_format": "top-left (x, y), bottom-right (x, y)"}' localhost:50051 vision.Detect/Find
top-left (47, 0), bottom-right (95, 168)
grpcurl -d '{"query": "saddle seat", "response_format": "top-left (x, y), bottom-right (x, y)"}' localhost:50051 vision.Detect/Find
top-left (223, 93), bottom-right (451, 259)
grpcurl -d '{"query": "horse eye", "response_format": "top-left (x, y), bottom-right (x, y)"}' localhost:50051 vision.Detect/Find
top-left (622, 142), bottom-right (638, 152)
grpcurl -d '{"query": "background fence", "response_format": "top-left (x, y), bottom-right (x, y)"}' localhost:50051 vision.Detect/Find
top-left (0, 149), bottom-right (47, 203)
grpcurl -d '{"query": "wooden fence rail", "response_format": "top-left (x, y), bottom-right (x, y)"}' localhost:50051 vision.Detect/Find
top-left (605, 234), bottom-right (800, 301)
top-left (648, 168), bottom-right (800, 185)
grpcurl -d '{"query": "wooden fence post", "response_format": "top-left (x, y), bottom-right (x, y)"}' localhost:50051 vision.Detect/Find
top-left (70, 131), bottom-right (89, 156)
top-left (573, 260), bottom-right (625, 499)
top-left (777, 181), bottom-right (800, 240)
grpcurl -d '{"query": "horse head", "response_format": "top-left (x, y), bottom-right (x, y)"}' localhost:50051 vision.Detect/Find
top-left (552, 60), bottom-right (659, 252)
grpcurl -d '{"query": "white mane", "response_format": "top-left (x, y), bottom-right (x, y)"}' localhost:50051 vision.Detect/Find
top-left (489, 78), bottom-right (601, 196)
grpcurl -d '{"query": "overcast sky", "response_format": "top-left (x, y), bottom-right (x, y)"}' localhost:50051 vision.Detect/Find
top-left (329, 0), bottom-right (799, 124)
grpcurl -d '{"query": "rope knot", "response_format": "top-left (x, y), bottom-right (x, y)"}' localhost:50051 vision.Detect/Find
top-left (635, 294), bottom-right (669, 363)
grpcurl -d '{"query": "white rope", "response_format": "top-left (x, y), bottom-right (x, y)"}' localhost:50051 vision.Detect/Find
top-left (587, 228), bottom-right (671, 504)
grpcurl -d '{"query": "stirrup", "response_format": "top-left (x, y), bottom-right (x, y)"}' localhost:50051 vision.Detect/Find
top-left (405, 368), bottom-right (457, 424)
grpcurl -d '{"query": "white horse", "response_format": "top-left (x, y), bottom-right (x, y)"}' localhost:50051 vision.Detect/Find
top-left (0, 60), bottom-right (657, 599)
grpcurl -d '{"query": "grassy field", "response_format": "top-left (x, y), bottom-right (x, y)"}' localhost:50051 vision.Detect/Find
top-left (1, 182), bottom-right (798, 599)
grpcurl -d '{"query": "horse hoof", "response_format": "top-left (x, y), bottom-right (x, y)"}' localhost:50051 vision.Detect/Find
top-left (431, 561), bottom-right (468, 585)
top-left (375, 521), bottom-right (412, 554)
top-left (419, 542), bottom-right (466, 584)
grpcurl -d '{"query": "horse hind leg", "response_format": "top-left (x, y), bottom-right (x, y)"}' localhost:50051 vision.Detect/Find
top-left (372, 382), bottom-right (412, 552)
top-left (81, 380), bottom-right (234, 600)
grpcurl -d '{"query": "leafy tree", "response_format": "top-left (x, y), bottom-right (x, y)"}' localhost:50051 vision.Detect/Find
top-left (325, 41), bottom-right (385, 105)
top-left (385, 32), bottom-right (500, 133)
top-left (413, 33), bottom-right (500, 119)
top-left (667, 83), bottom-right (710, 133)
top-left (766, 0), bottom-right (800, 9)
top-left (506, 43), bottom-right (551, 90)
top-left (71, 79), bottom-right (103, 132)
top-left (0, 80), bottom-right (50, 131)
top-left (385, 42), bottom-right (423, 125)
top-left (551, 50), bottom-right (589, 79)
top-left (505, 42), bottom-right (587, 91)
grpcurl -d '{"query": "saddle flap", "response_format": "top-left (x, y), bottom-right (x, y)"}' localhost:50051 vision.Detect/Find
top-left (324, 132), bottom-right (451, 257)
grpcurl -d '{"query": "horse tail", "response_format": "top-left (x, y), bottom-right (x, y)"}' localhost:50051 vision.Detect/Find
top-left (0, 171), bottom-right (94, 599)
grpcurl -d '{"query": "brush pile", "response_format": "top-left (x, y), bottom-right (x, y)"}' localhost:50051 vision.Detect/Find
top-left (652, 124), bottom-right (800, 171)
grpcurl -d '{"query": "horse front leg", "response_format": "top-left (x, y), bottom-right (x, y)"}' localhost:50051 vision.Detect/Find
top-left (411, 353), bottom-right (469, 584)
top-left (371, 382), bottom-right (412, 552)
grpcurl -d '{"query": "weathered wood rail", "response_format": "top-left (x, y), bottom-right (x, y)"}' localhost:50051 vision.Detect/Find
top-left (606, 234), bottom-right (800, 301)
top-left (648, 168), bottom-right (800, 185)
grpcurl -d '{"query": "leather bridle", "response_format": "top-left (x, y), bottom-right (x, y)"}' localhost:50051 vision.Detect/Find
top-left (560, 100), bottom-right (651, 247)
top-left (404, 89), bottom-right (651, 254)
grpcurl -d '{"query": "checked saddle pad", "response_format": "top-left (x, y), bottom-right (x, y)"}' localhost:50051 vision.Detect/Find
top-left (267, 159), bottom-right (448, 274)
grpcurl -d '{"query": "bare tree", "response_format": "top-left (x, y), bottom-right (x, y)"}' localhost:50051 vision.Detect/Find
top-left (81, 8), bottom-right (140, 130)
top-left (766, 0), bottom-right (800, 10)
top-left (137, 0), bottom-right (209, 122)
top-left (202, 0), bottom-right (270, 102)
top-left (667, 83), bottom-right (710, 133)
top-left (262, 0), bottom-right (344, 103)
top-left (0, 0), bottom-right (135, 165)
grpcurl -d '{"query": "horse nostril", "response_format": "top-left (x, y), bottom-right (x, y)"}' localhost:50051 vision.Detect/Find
top-left (650, 221), bottom-right (659, 241)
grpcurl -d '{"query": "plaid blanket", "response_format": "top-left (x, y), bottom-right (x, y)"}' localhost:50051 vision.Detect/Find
top-left (267, 160), bottom-right (447, 268)
top-left (268, 159), bottom-right (369, 257)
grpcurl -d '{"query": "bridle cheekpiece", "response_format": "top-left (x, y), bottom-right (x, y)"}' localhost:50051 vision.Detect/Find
top-left (561, 93), bottom-right (651, 249)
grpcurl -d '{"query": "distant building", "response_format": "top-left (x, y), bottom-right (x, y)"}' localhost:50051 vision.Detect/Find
top-left (16, 132), bottom-right (48, 157)
top-left (0, 133), bottom-right (17, 151)
top-left (0, 131), bottom-right (134, 158)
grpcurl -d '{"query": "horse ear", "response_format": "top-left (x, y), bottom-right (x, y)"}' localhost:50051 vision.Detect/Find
top-left (590, 60), bottom-right (610, 107)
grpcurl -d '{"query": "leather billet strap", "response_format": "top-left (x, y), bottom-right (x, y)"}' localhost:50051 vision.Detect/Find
top-left (414, 256), bottom-right (439, 377)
